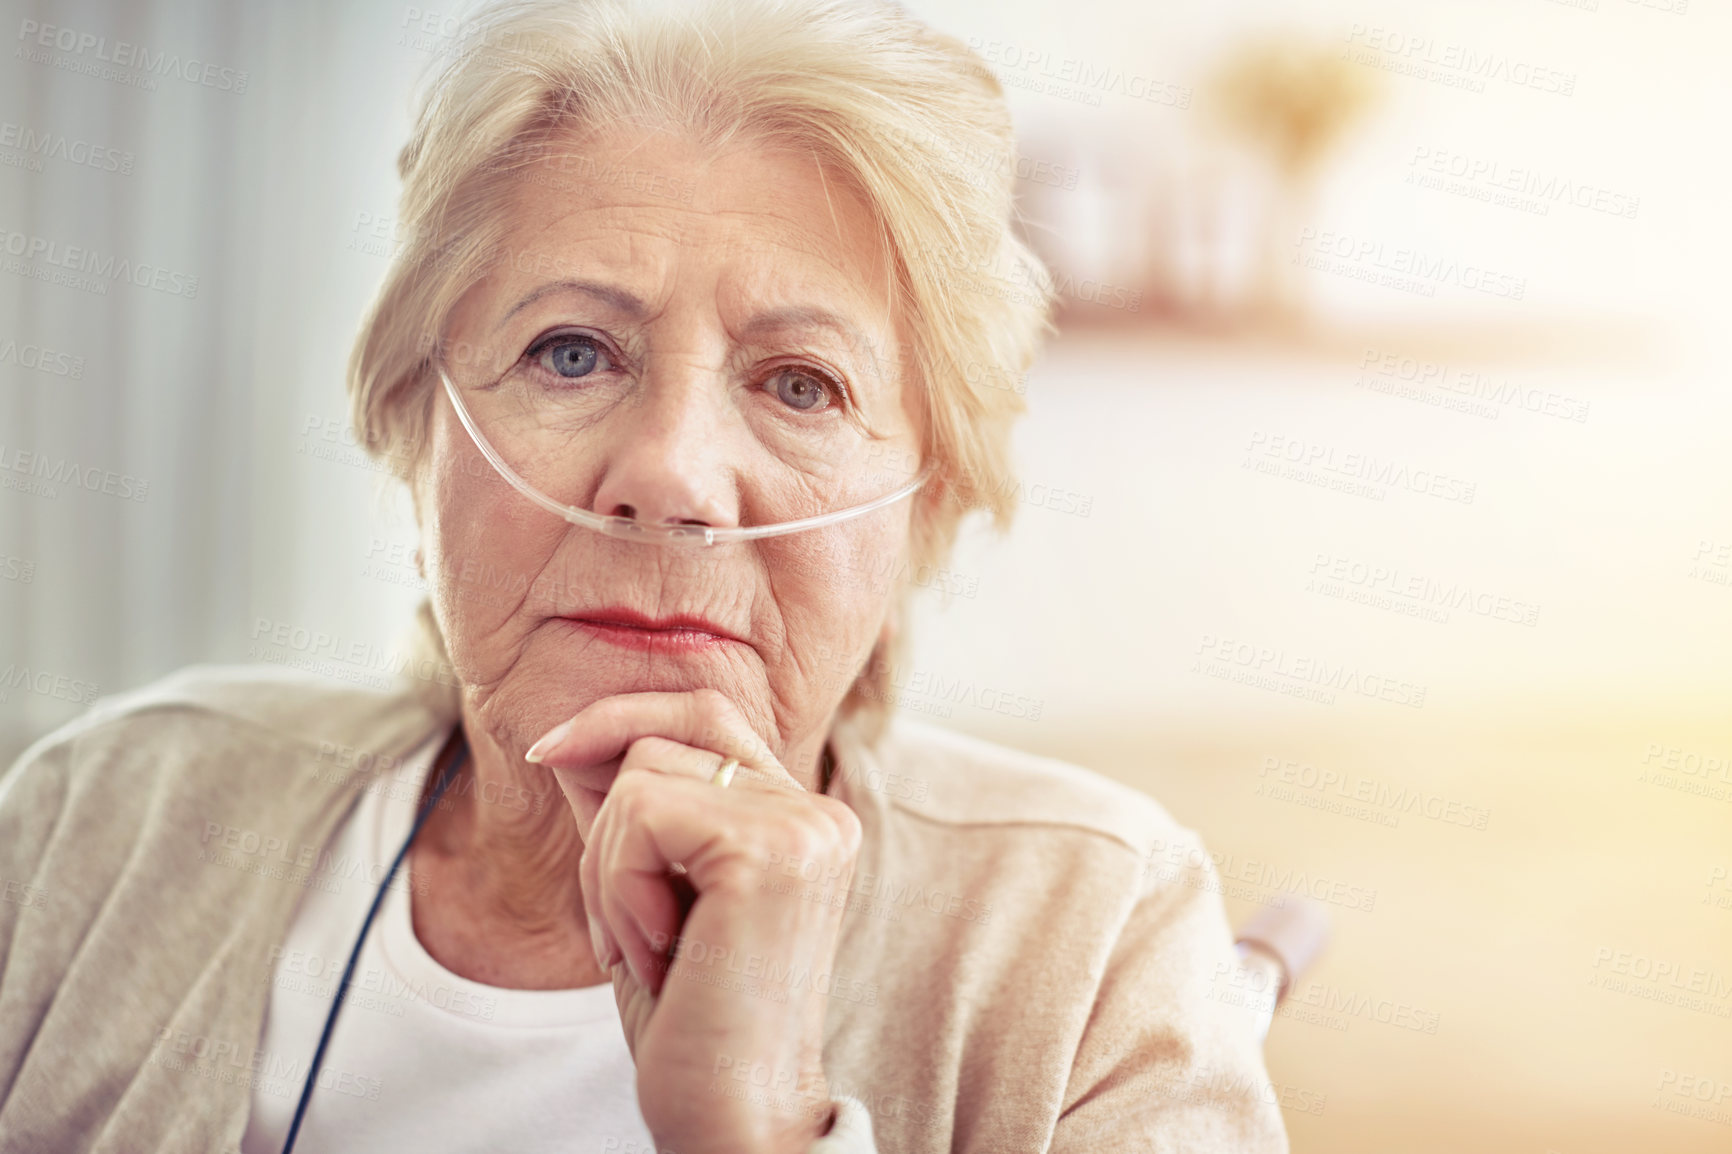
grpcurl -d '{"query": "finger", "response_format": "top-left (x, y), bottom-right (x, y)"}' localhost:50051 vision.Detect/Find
top-left (578, 741), bottom-right (723, 981)
top-left (617, 780), bottom-right (861, 1001)
top-left (584, 770), bottom-right (716, 991)
top-left (616, 735), bottom-right (785, 795)
top-left (561, 736), bottom-right (733, 846)
top-left (621, 736), bottom-right (729, 784)
top-left (600, 842), bottom-right (688, 996)
top-left (601, 771), bottom-right (856, 903)
top-left (581, 736), bottom-right (772, 984)
top-left (585, 773), bottom-right (862, 1003)
top-left (551, 734), bottom-right (733, 846)
top-left (576, 744), bottom-right (683, 974)
top-left (527, 690), bottom-right (793, 788)
top-left (577, 819), bottom-right (617, 972)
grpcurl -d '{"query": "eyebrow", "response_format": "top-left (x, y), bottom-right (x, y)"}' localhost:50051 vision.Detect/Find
top-left (740, 306), bottom-right (887, 379)
top-left (499, 282), bottom-right (888, 379)
top-left (499, 279), bottom-right (649, 326)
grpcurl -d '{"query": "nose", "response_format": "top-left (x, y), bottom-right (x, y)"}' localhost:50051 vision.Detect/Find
top-left (587, 355), bottom-right (741, 531)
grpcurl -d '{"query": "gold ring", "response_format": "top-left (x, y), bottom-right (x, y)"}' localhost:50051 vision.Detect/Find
top-left (710, 756), bottom-right (740, 788)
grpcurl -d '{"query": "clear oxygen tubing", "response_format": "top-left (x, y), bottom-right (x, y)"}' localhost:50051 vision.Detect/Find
top-left (439, 366), bottom-right (936, 547)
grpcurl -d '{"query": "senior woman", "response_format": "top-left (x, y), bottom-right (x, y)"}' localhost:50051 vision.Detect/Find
top-left (0, 1), bottom-right (1288, 1152)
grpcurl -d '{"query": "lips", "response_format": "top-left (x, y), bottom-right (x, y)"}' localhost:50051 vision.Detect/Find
top-left (557, 608), bottom-right (747, 653)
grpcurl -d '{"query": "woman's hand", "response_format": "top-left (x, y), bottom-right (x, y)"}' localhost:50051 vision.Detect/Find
top-left (531, 690), bottom-right (863, 1154)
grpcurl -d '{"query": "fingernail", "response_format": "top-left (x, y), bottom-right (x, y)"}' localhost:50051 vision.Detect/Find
top-left (525, 718), bottom-right (573, 764)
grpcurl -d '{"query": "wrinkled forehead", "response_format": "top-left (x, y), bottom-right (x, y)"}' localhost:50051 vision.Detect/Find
top-left (474, 123), bottom-right (900, 359)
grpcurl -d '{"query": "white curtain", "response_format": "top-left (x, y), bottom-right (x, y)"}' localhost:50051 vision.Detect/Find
top-left (0, 0), bottom-right (431, 764)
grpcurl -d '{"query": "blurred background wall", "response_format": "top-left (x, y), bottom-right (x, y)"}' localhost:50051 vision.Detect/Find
top-left (2, 0), bottom-right (1729, 1150)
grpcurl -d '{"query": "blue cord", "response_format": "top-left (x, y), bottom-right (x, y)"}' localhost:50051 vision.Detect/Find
top-left (279, 732), bottom-right (468, 1154)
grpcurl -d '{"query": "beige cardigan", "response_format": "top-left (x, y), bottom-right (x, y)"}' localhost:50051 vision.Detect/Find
top-left (0, 664), bottom-right (1288, 1153)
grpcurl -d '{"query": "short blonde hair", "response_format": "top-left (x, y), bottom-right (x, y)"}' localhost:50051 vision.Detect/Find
top-left (350, 0), bottom-right (1053, 742)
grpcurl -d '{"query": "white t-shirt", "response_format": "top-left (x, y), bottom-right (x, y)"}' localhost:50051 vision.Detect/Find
top-left (240, 730), bottom-right (660, 1154)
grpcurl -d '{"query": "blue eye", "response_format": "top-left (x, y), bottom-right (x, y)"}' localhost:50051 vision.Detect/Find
top-left (768, 368), bottom-right (835, 412)
top-left (536, 336), bottom-right (609, 378)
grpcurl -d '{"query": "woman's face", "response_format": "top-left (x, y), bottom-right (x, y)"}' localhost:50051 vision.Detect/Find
top-left (418, 124), bottom-right (924, 779)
